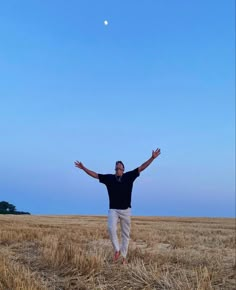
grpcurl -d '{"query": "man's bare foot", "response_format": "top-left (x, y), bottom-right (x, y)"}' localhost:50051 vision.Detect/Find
top-left (122, 257), bottom-right (127, 265)
top-left (114, 251), bottom-right (120, 261)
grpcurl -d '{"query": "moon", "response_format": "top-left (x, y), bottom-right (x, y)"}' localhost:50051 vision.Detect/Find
top-left (104, 20), bottom-right (108, 26)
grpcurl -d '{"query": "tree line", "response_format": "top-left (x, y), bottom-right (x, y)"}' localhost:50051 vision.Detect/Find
top-left (0, 201), bottom-right (30, 215)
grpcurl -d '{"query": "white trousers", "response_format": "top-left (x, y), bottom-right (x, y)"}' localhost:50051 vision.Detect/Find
top-left (107, 208), bottom-right (131, 258)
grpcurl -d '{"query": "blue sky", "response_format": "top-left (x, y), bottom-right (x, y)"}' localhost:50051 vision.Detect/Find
top-left (0, 0), bottom-right (235, 217)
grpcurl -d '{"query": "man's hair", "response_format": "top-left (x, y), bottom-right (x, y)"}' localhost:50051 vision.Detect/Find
top-left (116, 161), bottom-right (125, 170)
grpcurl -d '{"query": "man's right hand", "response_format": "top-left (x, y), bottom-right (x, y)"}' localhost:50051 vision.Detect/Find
top-left (74, 161), bottom-right (98, 179)
top-left (74, 161), bottom-right (84, 169)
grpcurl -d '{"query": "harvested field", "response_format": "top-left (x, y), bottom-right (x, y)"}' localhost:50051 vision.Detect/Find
top-left (0, 215), bottom-right (235, 290)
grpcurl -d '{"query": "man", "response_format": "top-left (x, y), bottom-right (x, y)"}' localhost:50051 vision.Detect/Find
top-left (74, 148), bottom-right (161, 264)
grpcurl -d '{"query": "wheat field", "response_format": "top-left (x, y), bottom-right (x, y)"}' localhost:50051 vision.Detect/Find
top-left (0, 214), bottom-right (235, 290)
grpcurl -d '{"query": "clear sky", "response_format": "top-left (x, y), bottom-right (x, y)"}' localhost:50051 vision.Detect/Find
top-left (0, 0), bottom-right (235, 217)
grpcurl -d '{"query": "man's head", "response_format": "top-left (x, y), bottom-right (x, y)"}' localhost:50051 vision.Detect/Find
top-left (115, 161), bottom-right (125, 176)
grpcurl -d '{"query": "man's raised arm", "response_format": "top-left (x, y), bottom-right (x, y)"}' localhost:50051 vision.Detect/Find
top-left (138, 148), bottom-right (161, 173)
top-left (74, 161), bottom-right (98, 179)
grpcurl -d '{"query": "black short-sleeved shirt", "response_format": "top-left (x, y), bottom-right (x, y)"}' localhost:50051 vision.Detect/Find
top-left (98, 168), bottom-right (140, 209)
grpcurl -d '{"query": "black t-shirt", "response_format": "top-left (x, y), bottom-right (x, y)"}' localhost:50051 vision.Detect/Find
top-left (98, 168), bottom-right (140, 209)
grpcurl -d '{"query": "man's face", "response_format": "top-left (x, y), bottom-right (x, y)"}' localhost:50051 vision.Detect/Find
top-left (115, 162), bottom-right (124, 176)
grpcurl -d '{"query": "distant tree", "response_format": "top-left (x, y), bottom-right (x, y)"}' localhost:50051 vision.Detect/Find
top-left (0, 201), bottom-right (15, 211)
top-left (0, 201), bottom-right (30, 215)
top-left (8, 203), bottom-right (16, 212)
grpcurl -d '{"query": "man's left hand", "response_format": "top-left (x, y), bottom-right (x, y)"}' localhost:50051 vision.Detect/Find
top-left (152, 148), bottom-right (161, 159)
